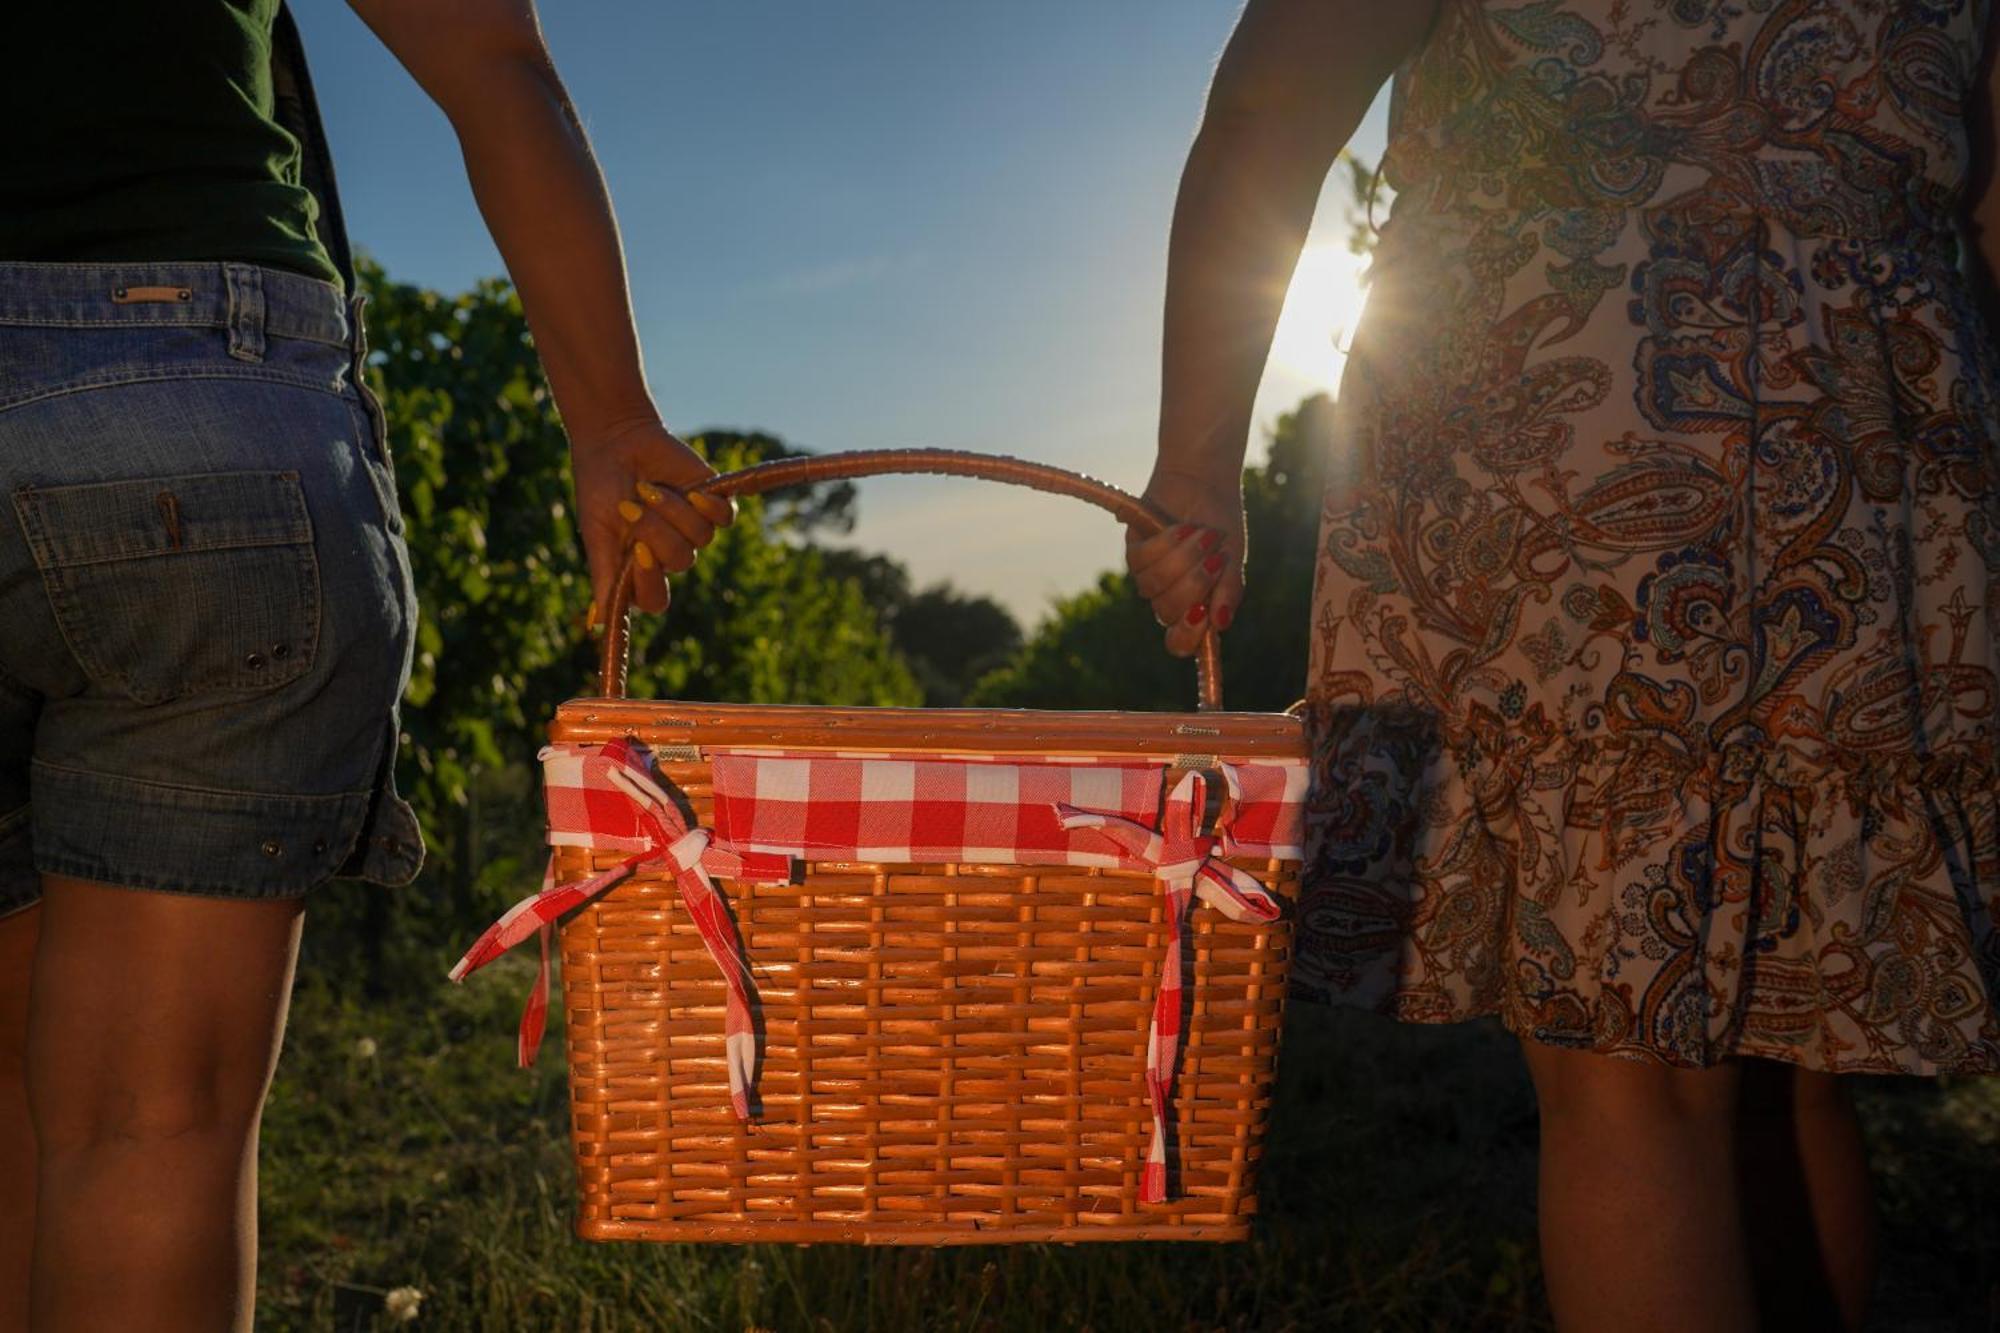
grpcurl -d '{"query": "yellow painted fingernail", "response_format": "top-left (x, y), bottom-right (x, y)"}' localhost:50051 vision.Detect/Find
top-left (617, 499), bottom-right (644, 523)
top-left (635, 480), bottom-right (665, 503)
top-left (634, 541), bottom-right (657, 570)
top-left (584, 598), bottom-right (599, 630)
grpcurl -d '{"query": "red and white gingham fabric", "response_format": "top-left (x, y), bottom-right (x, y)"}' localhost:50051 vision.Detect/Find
top-left (1213, 759), bottom-right (1309, 859)
top-left (451, 740), bottom-right (1304, 1204)
top-left (1055, 769), bottom-right (1282, 1203)
top-left (447, 737), bottom-right (788, 1117)
top-left (710, 752), bottom-right (1161, 865)
top-left (709, 749), bottom-right (1307, 864)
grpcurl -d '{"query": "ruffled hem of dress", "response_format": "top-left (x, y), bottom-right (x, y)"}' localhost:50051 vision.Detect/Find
top-left (1293, 702), bottom-right (2000, 1076)
top-left (1285, 980), bottom-right (2000, 1077)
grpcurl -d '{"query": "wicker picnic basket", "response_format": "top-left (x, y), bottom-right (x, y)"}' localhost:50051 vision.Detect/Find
top-left (456, 449), bottom-right (1307, 1245)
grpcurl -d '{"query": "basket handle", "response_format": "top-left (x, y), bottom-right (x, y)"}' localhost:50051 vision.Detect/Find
top-left (595, 447), bottom-right (1225, 710)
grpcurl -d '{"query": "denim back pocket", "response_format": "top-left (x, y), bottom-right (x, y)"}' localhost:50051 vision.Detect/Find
top-left (12, 470), bottom-right (321, 704)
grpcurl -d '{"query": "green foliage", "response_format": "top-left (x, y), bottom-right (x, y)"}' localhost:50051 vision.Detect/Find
top-left (259, 971), bottom-right (2000, 1330)
top-left (310, 259), bottom-right (918, 989)
top-left (968, 572), bottom-right (1198, 710)
top-left (354, 254), bottom-right (589, 839)
top-left (972, 394), bottom-right (1336, 713)
top-left (888, 584), bottom-right (1024, 706)
top-left (684, 428), bottom-right (861, 537)
top-left (817, 549), bottom-right (913, 618)
top-left (258, 973), bottom-right (1556, 1331)
top-left (819, 548), bottom-right (1025, 705)
top-left (619, 478), bottom-right (920, 708)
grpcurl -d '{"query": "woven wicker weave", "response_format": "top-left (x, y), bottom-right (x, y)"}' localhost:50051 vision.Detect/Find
top-left (552, 452), bottom-right (1305, 1244)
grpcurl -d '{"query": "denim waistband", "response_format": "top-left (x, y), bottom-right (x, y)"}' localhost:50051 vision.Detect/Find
top-left (0, 260), bottom-right (352, 352)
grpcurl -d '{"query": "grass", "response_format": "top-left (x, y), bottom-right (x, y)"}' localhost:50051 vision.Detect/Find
top-left (257, 939), bottom-right (2000, 1332)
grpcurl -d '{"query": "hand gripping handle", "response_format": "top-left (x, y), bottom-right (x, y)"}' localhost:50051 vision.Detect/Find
top-left (595, 448), bottom-right (1225, 710)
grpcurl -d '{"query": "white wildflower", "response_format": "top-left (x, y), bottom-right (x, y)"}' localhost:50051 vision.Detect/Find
top-left (355, 1036), bottom-right (379, 1059)
top-left (384, 1286), bottom-right (423, 1322)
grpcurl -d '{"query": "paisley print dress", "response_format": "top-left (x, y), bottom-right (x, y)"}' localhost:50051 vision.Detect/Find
top-left (1300, 0), bottom-right (2000, 1073)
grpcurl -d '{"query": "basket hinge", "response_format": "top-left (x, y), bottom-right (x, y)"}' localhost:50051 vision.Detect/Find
top-left (651, 743), bottom-right (702, 763)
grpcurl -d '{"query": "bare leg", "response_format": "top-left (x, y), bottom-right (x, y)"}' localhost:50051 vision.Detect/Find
top-left (1737, 1058), bottom-right (1877, 1332)
top-left (25, 874), bottom-right (304, 1333)
top-left (0, 904), bottom-right (39, 1333)
top-left (1521, 1039), bottom-right (1755, 1333)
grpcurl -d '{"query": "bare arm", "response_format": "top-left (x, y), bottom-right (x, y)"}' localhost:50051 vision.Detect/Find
top-left (348, 0), bottom-right (727, 619)
top-left (1129, 0), bottom-right (1436, 656)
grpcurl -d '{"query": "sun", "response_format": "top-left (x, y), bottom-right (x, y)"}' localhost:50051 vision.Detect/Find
top-left (1265, 242), bottom-right (1373, 396)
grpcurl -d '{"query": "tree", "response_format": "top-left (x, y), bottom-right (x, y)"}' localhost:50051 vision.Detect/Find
top-left (818, 549), bottom-right (1025, 705)
top-left (309, 257), bottom-right (918, 988)
top-left (684, 428), bottom-right (860, 536)
top-left (889, 586), bottom-right (1024, 706)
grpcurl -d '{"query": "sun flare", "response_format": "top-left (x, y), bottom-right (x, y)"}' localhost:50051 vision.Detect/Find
top-left (1266, 243), bottom-right (1373, 396)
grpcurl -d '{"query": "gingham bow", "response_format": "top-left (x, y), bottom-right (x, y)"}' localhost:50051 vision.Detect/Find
top-left (447, 738), bottom-right (787, 1118)
top-left (1054, 768), bottom-right (1282, 1203)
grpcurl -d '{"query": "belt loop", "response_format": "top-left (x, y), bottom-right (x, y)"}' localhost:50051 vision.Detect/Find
top-left (224, 262), bottom-right (267, 363)
top-left (347, 290), bottom-right (371, 381)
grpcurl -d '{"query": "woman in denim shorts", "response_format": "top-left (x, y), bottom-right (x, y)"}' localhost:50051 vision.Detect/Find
top-left (0, 4), bottom-right (726, 1328)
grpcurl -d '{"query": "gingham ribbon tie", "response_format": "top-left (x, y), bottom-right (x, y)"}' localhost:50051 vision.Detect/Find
top-left (1053, 768), bottom-right (1281, 1204)
top-left (447, 739), bottom-right (784, 1119)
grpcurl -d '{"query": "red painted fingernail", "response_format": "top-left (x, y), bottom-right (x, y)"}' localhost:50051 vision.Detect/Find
top-left (1215, 603), bottom-right (1233, 630)
top-left (1203, 553), bottom-right (1224, 574)
top-left (1198, 530), bottom-right (1219, 553)
top-left (1187, 603), bottom-right (1207, 625)
top-left (1175, 524), bottom-right (1198, 541)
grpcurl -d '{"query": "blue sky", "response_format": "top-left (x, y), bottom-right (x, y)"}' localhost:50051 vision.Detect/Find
top-left (297, 3), bottom-right (1389, 625)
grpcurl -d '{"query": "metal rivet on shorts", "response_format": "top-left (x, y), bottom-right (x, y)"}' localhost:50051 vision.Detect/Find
top-left (113, 286), bottom-right (127, 299)
top-left (261, 838), bottom-right (283, 858)
top-left (245, 651), bottom-right (267, 669)
top-left (176, 288), bottom-right (191, 301)
top-left (311, 837), bottom-right (328, 855)
top-left (272, 642), bottom-right (290, 659)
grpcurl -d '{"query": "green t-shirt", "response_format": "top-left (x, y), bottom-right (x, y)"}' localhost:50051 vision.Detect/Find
top-left (0, 1), bottom-right (342, 288)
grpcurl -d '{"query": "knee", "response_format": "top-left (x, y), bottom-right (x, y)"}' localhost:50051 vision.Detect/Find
top-left (1523, 1040), bottom-right (1739, 1133)
top-left (31, 1076), bottom-right (264, 1164)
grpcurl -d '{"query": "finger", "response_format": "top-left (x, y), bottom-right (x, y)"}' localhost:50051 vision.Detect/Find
top-left (1123, 516), bottom-right (1190, 556)
top-left (1149, 545), bottom-right (1229, 632)
top-left (1162, 600), bottom-right (1212, 659)
top-left (684, 487), bottom-right (736, 528)
top-left (1210, 564), bottom-right (1247, 634)
top-left (628, 549), bottom-right (672, 616)
top-left (1130, 527), bottom-right (1220, 600)
top-left (1126, 522), bottom-right (1205, 577)
top-left (617, 499), bottom-right (699, 574)
top-left (631, 483), bottom-right (717, 549)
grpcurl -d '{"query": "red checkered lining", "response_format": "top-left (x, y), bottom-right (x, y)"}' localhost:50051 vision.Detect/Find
top-left (450, 739), bottom-right (1304, 1205)
top-left (708, 748), bottom-right (1306, 864)
top-left (448, 738), bottom-right (789, 1114)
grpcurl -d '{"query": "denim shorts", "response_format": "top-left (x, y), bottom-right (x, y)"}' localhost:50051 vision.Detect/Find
top-left (0, 259), bottom-right (424, 916)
